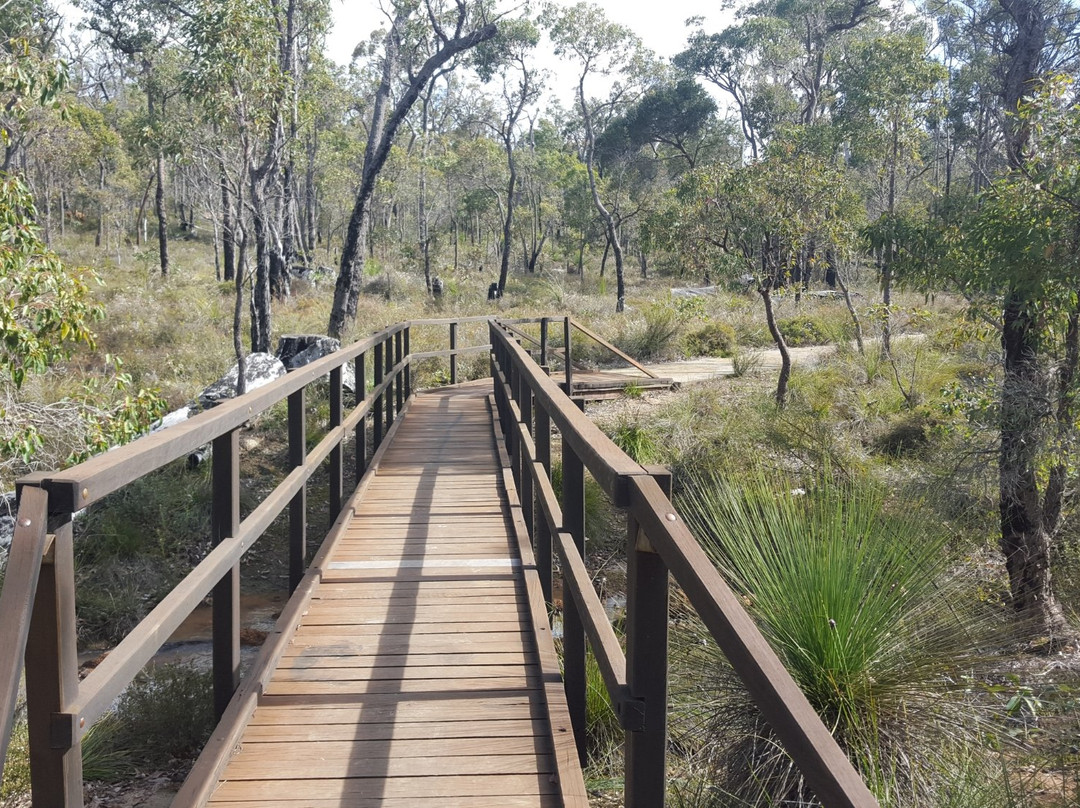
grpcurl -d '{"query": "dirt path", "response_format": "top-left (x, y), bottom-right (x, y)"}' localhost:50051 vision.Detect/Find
top-left (643, 345), bottom-right (836, 384)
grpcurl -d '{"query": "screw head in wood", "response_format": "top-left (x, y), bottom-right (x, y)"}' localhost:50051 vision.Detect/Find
top-left (82, 488), bottom-right (89, 500)
top-left (666, 513), bottom-right (677, 522)
top-left (18, 517), bottom-right (30, 527)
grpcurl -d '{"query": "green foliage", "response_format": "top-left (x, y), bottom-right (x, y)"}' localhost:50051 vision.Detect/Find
top-left (680, 470), bottom-right (989, 804)
top-left (82, 713), bottom-right (137, 782)
top-left (611, 420), bottom-right (659, 463)
top-left (103, 664), bottom-right (214, 766)
top-left (0, 711), bottom-right (29, 800)
top-left (0, 174), bottom-right (102, 388)
top-left (684, 321), bottom-right (737, 357)
top-left (776, 314), bottom-right (830, 346)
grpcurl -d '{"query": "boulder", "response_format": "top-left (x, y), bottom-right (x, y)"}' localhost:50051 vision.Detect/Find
top-left (198, 352), bottom-right (286, 409)
top-left (276, 334), bottom-right (356, 393)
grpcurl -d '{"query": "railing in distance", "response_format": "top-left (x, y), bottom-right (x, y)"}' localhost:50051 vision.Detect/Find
top-left (488, 319), bottom-right (880, 808)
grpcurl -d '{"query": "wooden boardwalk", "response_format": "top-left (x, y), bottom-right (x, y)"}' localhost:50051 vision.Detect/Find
top-left (204, 386), bottom-right (587, 807)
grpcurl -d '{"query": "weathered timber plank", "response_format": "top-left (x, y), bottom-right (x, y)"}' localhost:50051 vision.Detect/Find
top-left (209, 773), bottom-right (559, 802)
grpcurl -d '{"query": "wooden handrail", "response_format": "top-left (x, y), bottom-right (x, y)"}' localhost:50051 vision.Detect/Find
top-left (0, 487), bottom-right (49, 777)
top-left (570, 318), bottom-right (659, 378)
top-left (2, 316), bottom-right (491, 808)
top-left (489, 320), bottom-right (880, 808)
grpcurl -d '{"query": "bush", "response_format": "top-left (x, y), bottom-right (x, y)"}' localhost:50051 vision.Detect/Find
top-left (623, 302), bottom-right (681, 360)
top-left (679, 470), bottom-right (990, 806)
top-left (684, 321), bottom-right (737, 358)
top-left (110, 664), bottom-right (214, 766)
top-left (777, 314), bottom-right (831, 346)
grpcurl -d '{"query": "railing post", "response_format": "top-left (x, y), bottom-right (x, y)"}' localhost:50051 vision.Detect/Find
top-left (329, 368), bottom-right (343, 520)
top-left (386, 335), bottom-right (395, 428)
top-left (540, 317), bottom-right (549, 368)
top-left (625, 469), bottom-right (671, 808)
top-left (24, 510), bottom-right (82, 807)
top-left (403, 325), bottom-right (411, 400)
top-left (356, 352), bottom-right (367, 485)
top-left (563, 316), bottom-right (573, 395)
top-left (211, 429), bottom-right (241, 719)
top-left (288, 391), bottom-right (307, 592)
top-left (450, 321), bottom-right (458, 385)
top-left (562, 441), bottom-right (587, 767)
top-left (395, 330), bottom-right (404, 412)
top-left (373, 341), bottom-right (384, 450)
top-left (534, 402), bottom-right (552, 603)
top-left (519, 375), bottom-right (533, 549)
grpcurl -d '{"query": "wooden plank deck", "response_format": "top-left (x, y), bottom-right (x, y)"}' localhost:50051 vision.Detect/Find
top-left (204, 386), bottom-right (587, 807)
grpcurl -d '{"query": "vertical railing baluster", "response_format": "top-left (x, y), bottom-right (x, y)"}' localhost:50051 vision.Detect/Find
top-left (355, 352), bottom-right (367, 485)
top-left (329, 367), bottom-right (343, 518)
top-left (211, 429), bottom-right (241, 719)
top-left (386, 335), bottom-right (395, 428)
top-left (540, 317), bottom-right (549, 368)
top-left (373, 341), bottom-right (384, 450)
top-left (563, 316), bottom-right (573, 396)
top-left (288, 391), bottom-right (307, 592)
top-left (625, 469), bottom-right (672, 808)
top-left (519, 374), bottom-right (533, 547)
top-left (534, 402), bottom-right (552, 603)
top-left (403, 325), bottom-right (411, 400)
top-left (25, 510), bottom-right (82, 807)
top-left (562, 441), bottom-right (587, 767)
top-left (450, 321), bottom-right (458, 384)
top-left (394, 330), bottom-right (404, 413)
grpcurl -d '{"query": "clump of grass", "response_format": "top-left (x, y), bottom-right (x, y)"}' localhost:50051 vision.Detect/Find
top-left (679, 469), bottom-right (992, 806)
top-left (1, 711), bottom-right (30, 801)
top-left (611, 421), bottom-right (659, 464)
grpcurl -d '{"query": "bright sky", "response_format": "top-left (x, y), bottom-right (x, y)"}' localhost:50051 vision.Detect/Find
top-left (324, 0), bottom-right (732, 104)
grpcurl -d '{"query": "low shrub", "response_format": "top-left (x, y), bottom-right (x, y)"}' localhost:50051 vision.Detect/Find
top-left (777, 314), bottom-right (831, 346)
top-left (684, 321), bottom-right (737, 358)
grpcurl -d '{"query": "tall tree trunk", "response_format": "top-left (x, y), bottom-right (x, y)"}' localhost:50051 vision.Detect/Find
top-left (96, 161), bottom-right (106, 248)
top-left (577, 76), bottom-right (625, 312)
top-left (995, 0), bottom-right (1067, 638)
top-left (221, 161), bottom-right (235, 281)
top-left (329, 12), bottom-right (497, 337)
top-left (155, 150), bottom-right (169, 276)
top-left (249, 181), bottom-right (272, 353)
top-left (761, 279), bottom-right (792, 407)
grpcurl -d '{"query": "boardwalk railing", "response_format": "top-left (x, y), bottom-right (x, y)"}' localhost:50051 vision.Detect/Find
top-left (0, 317), bottom-right (493, 808)
top-left (489, 320), bottom-right (880, 808)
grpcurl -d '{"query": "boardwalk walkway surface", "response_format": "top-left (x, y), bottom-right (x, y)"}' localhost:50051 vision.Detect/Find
top-left (203, 385), bottom-right (586, 807)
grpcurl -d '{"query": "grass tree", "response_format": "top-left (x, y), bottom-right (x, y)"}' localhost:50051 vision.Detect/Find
top-left (680, 470), bottom-right (990, 805)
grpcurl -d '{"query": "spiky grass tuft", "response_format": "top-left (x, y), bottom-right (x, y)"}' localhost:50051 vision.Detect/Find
top-left (678, 469), bottom-right (994, 806)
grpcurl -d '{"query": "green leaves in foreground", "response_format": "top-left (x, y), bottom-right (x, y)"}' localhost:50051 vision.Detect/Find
top-left (680, 471), bottom-right (989, 805)
top-left (0, 173), bottom-right (102, 388)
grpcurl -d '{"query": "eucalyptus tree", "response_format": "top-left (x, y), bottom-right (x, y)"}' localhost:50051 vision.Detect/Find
top-left (667, 146), bottom-right (861, 406)
top-left (78, 0), bottom-right (184, 275)
top-left (474, 17), bottom-right (542, 296)
top-left (834, 26), bottom-right (945, 357)
top-left (544, 1), bottom-right (652, 312)
top-left (328, 0), bottom-right (498, 339)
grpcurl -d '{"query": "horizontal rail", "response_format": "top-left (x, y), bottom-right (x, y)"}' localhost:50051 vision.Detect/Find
top-left (0, 488), bottom-right (50, 775)
top-left (490, 318), bottom-right (880, 808)
top-left (21, 323), bottom-right (408, 513)
top-left (570, 318), bottom-right (658, 378)
top-left (492, 323), bottom-right (645, 505)
top-left (409, 344), bottom-right (490, 360)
